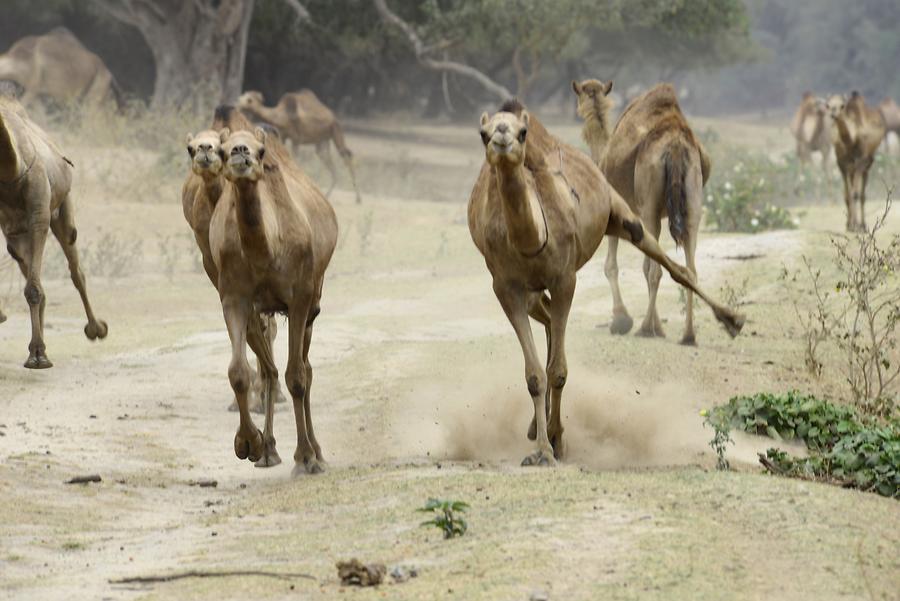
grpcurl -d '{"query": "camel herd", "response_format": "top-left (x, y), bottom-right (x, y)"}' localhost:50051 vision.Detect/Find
top-left (0, 27), bottom-right (895, 471)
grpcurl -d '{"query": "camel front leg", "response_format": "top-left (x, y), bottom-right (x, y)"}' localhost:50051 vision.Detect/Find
top-left (49, 194), bottom-right (108, 342)
top-left (859, 162), bottom-right (872, 232)
top-left (546, 276), bottom-right (575, 460)
top-left (605, 237), bottom-right (633, 334)
top-left (526, 291), bottom-right (551, 441)
top-left (286, 296), bottom-right (322, 475)
top-left (246, 311), bottom-right (280, 467)
top-left (222, 295), bottom-right (264, 463)
top-left (18, 191), bottom-right (52, 368)
top-left (493, 280), bottom-right (555, 467)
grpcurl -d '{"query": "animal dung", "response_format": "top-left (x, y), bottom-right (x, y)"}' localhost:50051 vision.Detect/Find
top-left (336, 559), bottom-right (386, 586)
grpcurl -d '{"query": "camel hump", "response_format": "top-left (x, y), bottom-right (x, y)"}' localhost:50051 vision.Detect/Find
top-left (663, 142), bottom-right (690, 246)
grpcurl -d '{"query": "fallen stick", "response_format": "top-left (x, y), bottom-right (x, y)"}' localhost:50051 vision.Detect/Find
top-left (109, 570), bottom-right (317, 585)
top-left (66, 474), bottom-right (102, 484)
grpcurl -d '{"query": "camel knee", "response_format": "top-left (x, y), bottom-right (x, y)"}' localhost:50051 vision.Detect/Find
top-left (526, 372), bottom-right (546, 398)
top-left (228, 361), bottom-right (252, 394)
top-left (604, 257), bottom-right (618, 281)
top-left (547, 361), bottom-right (567, 390)
top-left (24, 281), bottom-right (43, 306)
top-left (286, 369), bottom-right (307, 399)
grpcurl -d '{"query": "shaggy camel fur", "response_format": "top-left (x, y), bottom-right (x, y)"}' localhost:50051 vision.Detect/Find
top-left (790, 91), bottom-right (833, 180)
top-left (209, 122), bottom-right (337, 473)
top-left (827, 92), bottom-right (886, 231)
top-left (573, 80), bottom-right (711, 343)
top-left (0, 96), bottom-right (107, 367)
top-left (237, 90), bottom-right (361, 203)
top-left (0, 28), bottom-right (120, 108)
top-left (183, 107), bottom-right (287, 413)
top-left (469, 100), bottom-right (743, 465)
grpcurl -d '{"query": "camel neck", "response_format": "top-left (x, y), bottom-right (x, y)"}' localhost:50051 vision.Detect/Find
top-left (232, 178), bottom-right (273, 261)
top-left (495, 162), bottom-right (548, 257)
top-left (246, 105), bottom-right (278, 127)
top-left (833, 115), bottom-right (853, 145)
top-left (0, 113), bottom-right (20, 182)
top-left (202, 176), bottom-right (223, 206)
top-left (580, 104), bottom-right (612, 165)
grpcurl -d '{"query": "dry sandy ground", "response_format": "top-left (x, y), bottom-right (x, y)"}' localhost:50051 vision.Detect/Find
top-left (0, 114), bottom-right (898, 601)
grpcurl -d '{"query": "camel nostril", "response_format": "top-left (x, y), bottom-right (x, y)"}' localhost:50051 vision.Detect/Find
top-left (232, 145), bottom-right (249, 156)
top-left (199, 143), bottom-right (212, 152)
top-left (497, 122), bottom-right (509, 134)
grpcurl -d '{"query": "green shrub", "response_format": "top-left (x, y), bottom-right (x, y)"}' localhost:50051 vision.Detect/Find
top-left (707, 391), bottom-right (899, 497)
top-left (418, 498), bottom-right (469, 539)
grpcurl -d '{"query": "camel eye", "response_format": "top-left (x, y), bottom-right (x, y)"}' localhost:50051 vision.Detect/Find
top-left (258, 147), bottom-right (266, 160)
top-left (518, 128), bottom-right (528, 143)
top-left (480, 130), bottom-right (490, 145)
top-left (187, 145), bottom-right (195, 158)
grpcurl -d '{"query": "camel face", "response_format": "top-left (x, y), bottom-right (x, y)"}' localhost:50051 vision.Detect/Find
top-left (572, 78), bottom-right (613, 121)
top-left (221, 128), bottom-right (266, 183)
top-left (826, 94), bottom-right (846, 120)
top-left (237, 91), bottom-right (265, 112)
top-left (480, 111), bottom-right (529, 166)
top-left (186, 130), bottom-right (224, 179)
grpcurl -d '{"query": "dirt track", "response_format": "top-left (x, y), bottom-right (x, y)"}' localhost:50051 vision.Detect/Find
top-left (0, 117), bottom-right (898, 600)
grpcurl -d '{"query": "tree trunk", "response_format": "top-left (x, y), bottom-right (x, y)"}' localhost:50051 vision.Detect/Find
top-left (92, 0), bottom-right (255, 109)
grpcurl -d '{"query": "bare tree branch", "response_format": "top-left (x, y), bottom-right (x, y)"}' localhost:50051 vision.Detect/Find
top-left (281, 0), bottom-right (311, 23)
top-left (372, 0), bottom-right (512, 101)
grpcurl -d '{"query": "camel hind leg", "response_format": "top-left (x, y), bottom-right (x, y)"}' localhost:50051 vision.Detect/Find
top-left (314, 141), bottom-right (337, 199)
top-left (331, 123), bottom-right (362, 203)
top-left (246, 311), bottom-right (281, 467)
top-left (606, 193), bottom-right (744, 338)
top-left (49, 194), bottom-right (108, 342)
top-left (604, 237), bottom-right (633, 334)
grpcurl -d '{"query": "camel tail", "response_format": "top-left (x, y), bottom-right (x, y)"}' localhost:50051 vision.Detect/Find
top-left (663, 142), bottom-right (689, 247)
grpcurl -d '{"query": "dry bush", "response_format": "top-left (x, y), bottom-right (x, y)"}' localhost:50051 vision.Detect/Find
top-left (783, 193), bottom-right (900, 417)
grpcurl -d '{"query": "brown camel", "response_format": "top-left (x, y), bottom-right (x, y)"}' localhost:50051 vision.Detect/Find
top-left (237, 90), bottom-right (361, 203)
top-left (183, 107), bottom-right (287, 414)
top-left (469, 99), bottom-right (743, 465)
top-left (790, 91), bottom-right (833, 182)
top-left (208, 121), bottom-right (338, 473)
top-left (826, 92), bottom-right (886, 231)
top-left (0, 28), bottom-right (120, 109)
top-left (573, 80), bottom-right (711, 344)
top-left (879, 98), bottom-right (900, 152)
top-left (0, 96), bottom-right (107, 368)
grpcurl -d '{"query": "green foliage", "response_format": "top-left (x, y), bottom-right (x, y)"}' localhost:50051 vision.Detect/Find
top-left (710, 391), bottom-right (899, 497)
top-left (417, 498), bottom-right (469, 539)
top-left (701, 408), bottom-right (734, 470)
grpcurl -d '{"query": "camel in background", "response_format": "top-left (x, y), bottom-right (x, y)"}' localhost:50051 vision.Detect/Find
top-left (790, 91), bottom-right (833, 186)
top-left (207, 120), bottom-right (337, 473)
top-left (879, 98), bottom-right (900, 154)
top-left (827, 92), bottom-right (886, 231)
top-left (0, 28), bottom-right (121, 109)
top-left (237, 90), bottom-right (361, 203)
top-left (573, 80), bottom-right (711, 344)
top-left (469, 99), bottom-right (743, 465)
top-left (0, 96), bottom-right (107, 368)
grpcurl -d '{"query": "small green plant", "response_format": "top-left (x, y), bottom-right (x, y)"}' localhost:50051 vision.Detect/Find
top-left (701, 408), bottom-right (734, 470)
top-left (711, 391), bottom-right (899, 497)
top-left (417, 498), bottom-right (469, 539)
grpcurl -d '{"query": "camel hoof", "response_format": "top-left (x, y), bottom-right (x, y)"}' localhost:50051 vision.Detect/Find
top-left (234, 427), bottom-right (264, 462)
top-left (679, 334), bottom-right (697, 346)
top-left (521, 450), bottom-right (557, 467)
top-left (527, 417), bottom-right (537, 441)
top-left (291, 458), bottom-right (324, 476)
top-left (549, 431), bottom-right (566, 460)
top-left (635, 326), bottom-right (664, 338)
top-left (84, 320), bottom-right (108, 341)
top-left (0, 311), bottom-right (6, 325)
top-left (609, 313), bottom-right (633, 335)
top-left (714, 310), bottom-right (745, 338)
top-left (24, 352), bottom-right (53, 369)
top-left (254, 438), bottom-right (281, 468)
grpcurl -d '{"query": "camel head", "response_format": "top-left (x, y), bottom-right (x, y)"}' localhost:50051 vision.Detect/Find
top-left (826, 94), bottom-right (847, 120)
top-left (220, 127), bottom-right (267, 183)
top-left (237, 91), bottom-right (265, 112)
top-left (185, 130), bottom-right (224, 179)
top-left (480, 110), bottom-right (529, 167)
top-left (572, 79), bottom-right (613, 120)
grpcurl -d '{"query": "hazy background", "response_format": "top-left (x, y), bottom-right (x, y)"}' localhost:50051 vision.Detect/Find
top-left (2, 0), bottom-right (898, 119)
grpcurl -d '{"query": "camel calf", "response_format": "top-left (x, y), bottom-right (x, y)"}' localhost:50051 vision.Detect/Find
top-left (790, 91), bottom-right (833, 183)
top-left (0, 97), bottom-right (107, 367)
top-left (469, 100), bottom-right (743, 465)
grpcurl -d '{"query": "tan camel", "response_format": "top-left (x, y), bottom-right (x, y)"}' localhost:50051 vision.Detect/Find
top-left (790, 91), bottom-right (833, 181)
top-left (879, 98), bottom-right (900, 152)
top-left (469, 100), bottom-right (744, 465)
top-left (208, 121), bottom-right (338, 473)
top-left (826, 92), bottom-right (886, 231)
top-left (183, 106), bottom-right (287, 414)
top-left (237, 90), bottom-right (361, 203)
top-left (573, 80), bottom-right (711, 343)
top-left (0, 96), bottom-right (107, 367)
top-left (0, 28), bottom-right (120, 108)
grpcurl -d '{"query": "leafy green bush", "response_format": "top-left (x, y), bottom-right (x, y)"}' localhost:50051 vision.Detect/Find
top-left (418, 498), bottom-right (469, 539)
top-left (708, 391), bottom-right (899, 497)
top-left (704, 151), bottom-right (800, 233)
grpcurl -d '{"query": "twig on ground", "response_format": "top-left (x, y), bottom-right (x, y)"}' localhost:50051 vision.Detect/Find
top-left (109, 570), bottom-right (317, 585)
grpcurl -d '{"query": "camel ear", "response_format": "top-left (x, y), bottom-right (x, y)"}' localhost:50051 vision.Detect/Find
top-left (572, 80), bottom-right (581, 95)
top-left (521, 111), bottom-right (530, 127)
top-left (254, 126), bottom-right (267, 143)
top-left (185, 133), bottom-right (195, 157)
top-left (219, 128), bottom-right (231, 143)
top-left (603, 80), bottom-right (614, 95)
top-left (480, 112), bottom-right (490, 128)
